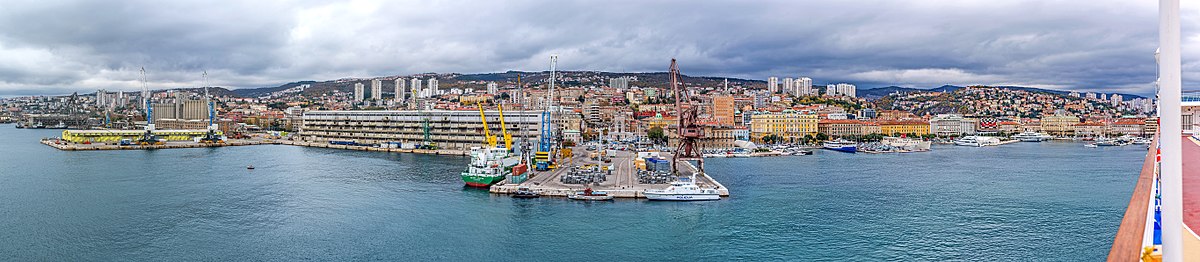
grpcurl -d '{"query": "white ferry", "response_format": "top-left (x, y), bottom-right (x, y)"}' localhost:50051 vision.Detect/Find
top-left (643, 175), bottom-right (721, 201)
top-left (1011, 131), bottom-right (1052, 142)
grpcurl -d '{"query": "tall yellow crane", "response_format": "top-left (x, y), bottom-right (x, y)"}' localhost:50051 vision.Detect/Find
top-left (477, 101), bottom-right (497, 148)
top-left (497, 103), bottom-right (513, 150)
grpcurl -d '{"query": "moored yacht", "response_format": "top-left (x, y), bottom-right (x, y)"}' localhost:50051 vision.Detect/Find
top-left (1011, 131), bottom-right (1052, 142)
top-left (954, 136), bottom-right (1000, 147)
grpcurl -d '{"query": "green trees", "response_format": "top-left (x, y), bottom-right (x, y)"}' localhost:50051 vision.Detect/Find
top-left (647, 126), bottom-right (666, 145)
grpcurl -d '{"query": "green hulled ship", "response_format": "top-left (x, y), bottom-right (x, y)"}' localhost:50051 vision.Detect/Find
top-left (461, 147), bottom-right (522, 187)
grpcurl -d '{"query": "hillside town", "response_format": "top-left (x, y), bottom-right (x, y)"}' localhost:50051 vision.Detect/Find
top-left (0, 70), bottom-right (1163, 151)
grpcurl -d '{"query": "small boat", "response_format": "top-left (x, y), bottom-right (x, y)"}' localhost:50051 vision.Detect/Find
top-left (568, 188), bottom-right (613, 201)
top-left (247, 165), bottom-right (255, 170)
top-left (1095, 138), bottom-right (1124, 147)
top-left (795, 150), bottom-right (813, 155)
top-left (954, 136), bottom-right (981, 147)
top-left (644, 175), bottom-right (721, 201)
top-left (1084, 143), bottom-right (1099, 148)
top-left (954, 136), bottom-right (1000, 147)
top-left (822, 140), bottom-right (857, 153)
top-left (512, 187), bottom-right (540, 198)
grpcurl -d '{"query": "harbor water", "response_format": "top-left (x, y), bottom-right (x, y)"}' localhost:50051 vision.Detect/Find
top-left (0, 125), bottom-right (1145, 260)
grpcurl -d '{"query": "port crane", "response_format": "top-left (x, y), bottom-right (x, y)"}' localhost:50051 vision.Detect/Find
top-left (535, 55), bottom-right (558, 171)
top-left (497, 103), bottom-right (513, 151)
top-left (136, 67), bottom-right (162, 145)
top-left (669, 59), bottom-right (704, 176)
top-left (516, 74), bottom-right (533, 165)
top-left (477, 101), bottom-right (498, 148)
top-left (199, 71), bottom-right (224, 144)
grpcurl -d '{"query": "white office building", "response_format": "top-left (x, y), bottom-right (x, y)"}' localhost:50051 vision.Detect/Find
top-left (767, 77), bottom-right (779, 93)
top-left (796, 77), bottom-right (813, 96)
top-left (353, 82), bottom-right (365, 102)
top-left (826, 83), bottom-right (857, 98)
top-left (371, 79), bottom-right (382, 100)
top-left (486, 82), bottom-right (498, 95)
top-left (428, 78), bottom-right (439, 96)
top-left (411, 78), bottom-right (423, 98)
top-left (394, 78), bottom-right (406, 102)
top-left (782, 77), bottom-right (794, 95)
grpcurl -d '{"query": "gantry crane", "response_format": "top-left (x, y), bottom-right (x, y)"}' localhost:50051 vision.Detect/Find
top-left (199, 71), bottom-right (224, 144)
top-left (498, 103), bottom-right (513, 151)
top-left (477, 101), bottom-right (498, 148)
top-left (670, 59), bottom-right (704, 176)
top-left (535, 55), bottom-right (558, 171)
top-left (137, 67), bottom-right (162, 145)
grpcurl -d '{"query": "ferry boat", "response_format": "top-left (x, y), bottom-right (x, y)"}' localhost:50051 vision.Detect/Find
top-left (822, 140), bottom-right (857, 153)
top-left (954, 136), bottom-right (1000, 147)
top-left (1011, 131), bottom-right (1052, 142)
top-left (881, 136), bottom-right (932, 151)
top-left (461, 147), bottom-right (523, 187)
top-left (643, 175), bottom-right (721, 201)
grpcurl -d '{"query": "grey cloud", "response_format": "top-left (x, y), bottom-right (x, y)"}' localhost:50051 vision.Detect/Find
top-left (0, 0), bottom-right (1190, 97)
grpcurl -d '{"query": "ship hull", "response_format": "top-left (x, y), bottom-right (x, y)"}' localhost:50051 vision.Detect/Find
top-left (462, 173), bottom-right (506, 187)
top-left (823, 146), bottom-right (857, 153)
top-left (644, 193), bottom-right (720, 201)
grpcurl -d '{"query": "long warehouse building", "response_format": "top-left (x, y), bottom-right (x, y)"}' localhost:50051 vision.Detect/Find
top-left (299, 110), bottom-right (546, 150)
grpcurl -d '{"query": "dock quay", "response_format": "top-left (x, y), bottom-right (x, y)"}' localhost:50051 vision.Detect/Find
top-left (490, 147), bottom-right (730, 199)
top-left (41, 138), bottom-right (270, 151)
top-left (41, 136), bottom-right (472, 155)
top-left (274, 140), bottom-right (468, 155)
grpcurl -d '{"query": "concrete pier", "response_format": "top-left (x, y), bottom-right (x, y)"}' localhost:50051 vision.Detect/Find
top-left (490, 147), bottom-right (729, 199)
top-left (41, 137), bottom-right (470, 156)
top-left (40, 138), bottom-right (270, 150)
top-left (40, 137), bottom-right (724, 199)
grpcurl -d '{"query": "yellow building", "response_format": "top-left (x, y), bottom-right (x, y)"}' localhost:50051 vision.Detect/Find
top-left (879, 120), bottom-right (931, 136)
top-left (750, 111), bottom-right (818, 143)
top-left (1041, 114), bottom-right (1080, 137)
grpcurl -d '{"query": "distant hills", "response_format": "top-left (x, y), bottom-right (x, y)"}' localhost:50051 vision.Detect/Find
top-left (210, 71), bottom-right (766, 98)
top-left (155, 71), bottom-right (1142, 102)
top-left (858, 85), bottom-right (1146, 101)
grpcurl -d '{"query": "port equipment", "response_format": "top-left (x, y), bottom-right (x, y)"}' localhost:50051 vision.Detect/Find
top-left (535, 55), bottom-right (559, 171)
top-left (199, 71), bottom-right (224, 144)
top-left (669, 59), bottom-right (705, 175)
top-left (136, 67), bottom-right (162, 145)
top-left (497, 103), bottom-right (513, 151)
top-left (419, 117), bottom-right (437, 150)
top-left (476, 101), bottom-right (498, 148)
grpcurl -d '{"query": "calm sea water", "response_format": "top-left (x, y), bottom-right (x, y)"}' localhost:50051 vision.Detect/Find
top-left (0, 124), bottom-right (1144, 261)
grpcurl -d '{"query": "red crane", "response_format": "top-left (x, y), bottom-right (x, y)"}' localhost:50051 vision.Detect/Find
top-left (669, 59), bottom-right (704, 176)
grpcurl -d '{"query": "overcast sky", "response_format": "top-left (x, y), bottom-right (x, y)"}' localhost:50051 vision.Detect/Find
top-left (0, 0), bottom-right (1196, 97)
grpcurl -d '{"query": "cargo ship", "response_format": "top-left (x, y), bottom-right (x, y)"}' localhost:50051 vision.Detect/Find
top-left (461, 146), bottom-right (524, 187)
